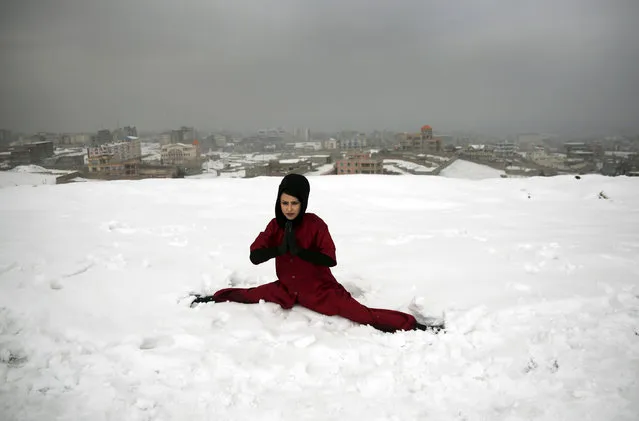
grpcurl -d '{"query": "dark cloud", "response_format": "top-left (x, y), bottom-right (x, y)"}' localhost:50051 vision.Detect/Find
top-left (1, 0), bottom-right (637, 135)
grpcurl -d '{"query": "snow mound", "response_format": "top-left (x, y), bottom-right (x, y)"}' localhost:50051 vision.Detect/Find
top-left (440, 159), bottom-right (505, 179)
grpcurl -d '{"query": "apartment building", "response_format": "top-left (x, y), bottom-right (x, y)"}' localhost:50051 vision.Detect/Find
top-left (339, 134), bottom-right (368, 150)
top-left (171, 127), bottom-right (197, 144)
top-left (0, 141), bottom-right (55, 167)
top-left (0, 129), bottom-right (12, 145)
top-left (494, 141), bottom-right (517, 157)
top-left (245, 158), bottom-right (313, 178)
top-left (59, 133), bottom-right (92, 146)
top-left (397, 125), bottom-right (441, 152)
top-left (91, 130), bottom-right (114, 145)
top-left (87, 138), bottom-right (142, 177)
top-left (335, 152), bottom-right (383, 175)
top-left (323, 138), bottom-right (338, 150)
top-left (161, 142), bottom-right (200, 166)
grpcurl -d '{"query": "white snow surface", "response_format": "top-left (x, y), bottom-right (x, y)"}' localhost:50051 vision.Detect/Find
top-left (383, 159), bottom-right (436, 174)
top-left (0, 165), bottom-right (76, 188)
top-left (0, 172), bottom-right (57, 187)
top-left (441, 159), bottom-right (506, 179)
top-left (1, 174), bottom-right (639, 420)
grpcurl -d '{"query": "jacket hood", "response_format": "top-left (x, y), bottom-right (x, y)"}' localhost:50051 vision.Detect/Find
top-left (275, 173), bottom-right (310, 227)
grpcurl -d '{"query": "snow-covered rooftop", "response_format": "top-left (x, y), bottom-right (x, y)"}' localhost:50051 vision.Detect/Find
top-left (279, 158), bottom-right (305, 164)
top-left (384, 159), bottom-right (436, 174)
top-left (0, 165), bottom-right (79, 187)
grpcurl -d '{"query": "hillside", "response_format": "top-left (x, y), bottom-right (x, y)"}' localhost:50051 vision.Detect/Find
top-left (1, 174), bottom-right (638, 420)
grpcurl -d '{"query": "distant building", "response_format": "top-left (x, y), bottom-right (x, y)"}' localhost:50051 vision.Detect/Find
top-left (564, 142), bottom-right (595, 160)
top-left (323, 138), bottom-right (338, 150)
top-left (171, 127), bottom-right (196, 144)
top-left (397, 125), bottom-right (441, 152)
top-left (32, 132), bottom-right (60, 145)
top-left (459, 144), bottom-right (494, 160)
top-left (158, 133), bottom-right (172, 145)
top-left (29, 141), bottom-right (55, 162)
top-left (7, 148), bottom-right (32, 166)
top-left (47, 154), bottom-right (86, 170)
top-left (494, 141), bottom-right (517, 157)
top-left (92, 130), bottom-right (114, 145)
top-left (87, 138), bottom-right (142, 177)
top-left (299, 155), bottom-right (333, 165)
top-left (161, 142), bottom-right (200, 166)
top-left (0, 141), bottom-right (55, 167)
top-left (335, 152), bottom-right (383, 175)
top-left (292, 128), bottom-right (311, 142)
top-left (528, 145), bottom-right (548, 160)
top-left (59, 133), bottom-right (91, 146)
top-left (257, 127), bottom-right (287, 140)
top-left (213, 134), bottom-right (227, 147)
top-left (138, 165), bottom-right (180, 179)
top-left (339, 133), bottom-right (368, 150)
top-left (245, 158), bottom-right (313, 178)
top-left (0, 129), bottom-right (12, 145)
top-left (0, 151), bottom-right (11, 168)
top-left (113, 126), bottom-right (138, 140)
top-left (290, 142), bottom-right (322, 152)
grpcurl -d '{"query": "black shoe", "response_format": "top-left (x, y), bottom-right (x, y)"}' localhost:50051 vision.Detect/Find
top-left (190, 294), bottom-right (216, 307)
top-left (414, 321), bottom-right (445, 334)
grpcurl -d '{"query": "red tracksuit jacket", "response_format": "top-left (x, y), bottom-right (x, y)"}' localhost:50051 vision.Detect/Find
top-left (252, 213), bottom-right (339, 295)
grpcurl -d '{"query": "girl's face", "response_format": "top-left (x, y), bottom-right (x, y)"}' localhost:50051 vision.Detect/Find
top-left (280, 193), bottom-right (301, 220)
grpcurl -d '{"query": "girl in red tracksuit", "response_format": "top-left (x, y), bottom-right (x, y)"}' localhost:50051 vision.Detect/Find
top-left (195, 173), bottom-right (439, 333)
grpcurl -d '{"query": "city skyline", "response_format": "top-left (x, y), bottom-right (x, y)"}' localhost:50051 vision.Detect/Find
top-left (2, 1), bottom-right (638, 135)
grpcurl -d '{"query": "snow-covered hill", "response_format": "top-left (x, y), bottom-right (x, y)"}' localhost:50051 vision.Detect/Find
top-left (1, 174), bottom-right (638, 420)
top-left (440, 159), bottom-right (506, 179)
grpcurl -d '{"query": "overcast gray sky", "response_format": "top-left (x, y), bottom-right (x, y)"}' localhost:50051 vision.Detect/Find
top-left (1, 0), bottom-right (638, 135)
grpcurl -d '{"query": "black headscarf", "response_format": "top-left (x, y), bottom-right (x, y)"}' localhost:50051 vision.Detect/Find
top-left (274, 173), bottom-right (310, 227)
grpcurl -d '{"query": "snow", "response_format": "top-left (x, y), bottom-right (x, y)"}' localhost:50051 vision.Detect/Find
top-left (9, 165), bottom-right (55, 174)
top-left (279, 158), bottom-right (304, 164)
top-left (605, 151), bottom-right (635, 158)
top-left (0, 171), bottom-right (57, 187)
top-left (384, 159), bottom-right (436, 174)
top-left (1, 173), bottom-right (639, 420)
top-left (441, 159), bottom-right (506, 179)
top-left (426, 154), bottom-right (450, 162)
top-left (507, 166), bottom-right (535, 171)
top-left (383, 163), bottom-right (410, 175)
top-left (54, 148), bottom-right (86, 157)
top-left (245, 153), bottom-right (279, 163)
top-left (0, 165), bottom-right (77, 188)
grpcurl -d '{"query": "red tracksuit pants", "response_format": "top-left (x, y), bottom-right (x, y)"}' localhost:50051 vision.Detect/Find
top-left (211, 281), bottom-right (417, 333)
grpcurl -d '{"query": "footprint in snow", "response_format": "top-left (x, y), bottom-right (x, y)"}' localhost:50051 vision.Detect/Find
top-left (523, 357), bottom-right (559, 374)
top-left (139, 335), bottom-right (175, 350)
top-left (50, 279), bottom-right (64, 290)
top-left (0, 348), bottom-right (29, 367)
